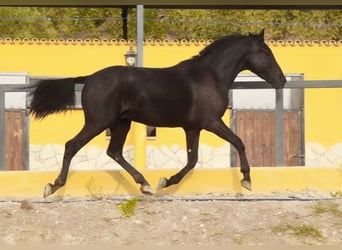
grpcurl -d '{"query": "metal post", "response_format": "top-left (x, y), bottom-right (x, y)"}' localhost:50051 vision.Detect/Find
top-left (133, 5), bottom-right (146, 169)
top-left (0, 87), bottom-right (5, 169)
top-left (275, 89), bottom-right (284, 166)
top-left (136, 5), bottom-right (144, 67)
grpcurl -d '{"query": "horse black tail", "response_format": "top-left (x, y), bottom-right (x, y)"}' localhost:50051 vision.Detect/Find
top-left (30, 76), bottom-right (87, 119)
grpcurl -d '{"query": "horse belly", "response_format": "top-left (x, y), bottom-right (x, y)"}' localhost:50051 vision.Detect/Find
top-left (121, 98), bottom-right (193, 127)
top-left (123, 108), bottom-right (187, 127)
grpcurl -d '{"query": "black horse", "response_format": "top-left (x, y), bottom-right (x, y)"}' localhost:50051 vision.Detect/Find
top-left (30, 30), bottom-right (286, 198)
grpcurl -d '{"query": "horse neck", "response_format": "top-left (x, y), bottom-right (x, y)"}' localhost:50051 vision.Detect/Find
top-left (200, 47), bottom-right (248, 93)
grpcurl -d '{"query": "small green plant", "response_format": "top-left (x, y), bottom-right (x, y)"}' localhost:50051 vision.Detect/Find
top-left (272, 224), bottom-right (324, 241)
top-left (311, 201), bottom-right (342, 217)
top-left (330, 190), bottom-right (342, 198)
top-left (272, 224), bottom-right (289, 234)
top-left (118, 197), bottom-right (140, 218)
top-left (233, 236), bottom-right (244, 245)
top-left (291, 225), bottom-right (324, 240)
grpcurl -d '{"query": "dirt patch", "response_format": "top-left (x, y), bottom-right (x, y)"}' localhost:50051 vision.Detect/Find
top-left (0, 195), bottom-right (341, 246)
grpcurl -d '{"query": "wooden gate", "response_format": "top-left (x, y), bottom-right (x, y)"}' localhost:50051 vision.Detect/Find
top-left (233, 111), bottom-right (303, 167)
top-left (5, 111), bottom-right (26, 170)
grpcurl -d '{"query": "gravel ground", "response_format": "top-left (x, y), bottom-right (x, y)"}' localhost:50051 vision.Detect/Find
top-left (0, 193), bottom-right (342, 246)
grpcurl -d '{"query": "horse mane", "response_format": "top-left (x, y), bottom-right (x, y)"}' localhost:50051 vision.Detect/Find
top-left (177, 32), bottom-right (257, 66)
top-left (196, 33), bottom-right (246, 59)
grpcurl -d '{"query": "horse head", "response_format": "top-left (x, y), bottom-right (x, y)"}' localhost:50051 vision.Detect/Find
top-left (244, 29), bottom-right (286, 89)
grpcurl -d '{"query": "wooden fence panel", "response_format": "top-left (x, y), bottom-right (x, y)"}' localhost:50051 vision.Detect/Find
top-left (235, 111), bottom-right (301, 167)
top-left (5, 111), bottom-right (24, 170)
top-left (284, 111), bottom-right (301, 166)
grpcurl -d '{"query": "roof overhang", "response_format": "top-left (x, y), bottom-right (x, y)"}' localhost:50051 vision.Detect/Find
top-left (0, 0), bottom-right (341, 9)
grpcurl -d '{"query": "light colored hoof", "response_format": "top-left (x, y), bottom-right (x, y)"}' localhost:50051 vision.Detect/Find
top-left (43, 183), bottom-right (52, 198)
top-left (140, 185), bottom-right (154, 196)
top-left (241, 179), bottom-right (252, 191)
top-left (157, 177), bottom-right (167, 190)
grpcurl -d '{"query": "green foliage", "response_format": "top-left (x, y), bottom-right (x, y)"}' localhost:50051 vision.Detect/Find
top-left (330, 191), bottom-right (342, 198)
top-left (0, 7), bottom-right (340, 40)
top-left (291, 225), bottom-right (324, 240)
top-left (0, 7), bottom-right (123, 39)
top-left (118, 197), bottom-right (139, 218)
top-left (311, 201), bottom-right (342, 217)
top-left (232, 235), bottom-right (244, 244)
top-left (272, 224), bottom-right (324, 241)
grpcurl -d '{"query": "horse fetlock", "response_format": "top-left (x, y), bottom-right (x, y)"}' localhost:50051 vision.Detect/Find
top-left (240, 165), bottom-right (250, 173)
top-left (54, 176), bottom-right (67, 187)
top-left (241, 168), bottom-right (251, 179)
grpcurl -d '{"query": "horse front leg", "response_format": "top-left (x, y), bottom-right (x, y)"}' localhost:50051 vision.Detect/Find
top-left (157, 129), bottom-right (200, 190)
top-left (205, 119), bottom-right (252, 191)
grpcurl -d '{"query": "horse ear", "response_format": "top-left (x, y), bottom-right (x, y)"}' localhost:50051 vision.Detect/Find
top-left (259, 28), bottom-right (265, 38)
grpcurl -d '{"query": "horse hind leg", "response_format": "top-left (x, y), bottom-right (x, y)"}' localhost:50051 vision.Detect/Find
top-left (107, 119), bottom-right (153, 195)
top-left (157, 129), bottom-right (200, 190)
top-left (44, 122), bottom-right (107, 198)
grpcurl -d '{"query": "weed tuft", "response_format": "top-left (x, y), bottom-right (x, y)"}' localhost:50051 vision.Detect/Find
top-left (233, 236), bottom-right (244, 244)
top-left (272, 224), bottom-right (324, 241)
top-left (330, 191), bottom-right (342, 198)
top-left (118, 197), bottom-right (140, 218)
top-left (291, 224), bottom-right (324, 239)
top-left (311, 201), bottom-right (342, 217)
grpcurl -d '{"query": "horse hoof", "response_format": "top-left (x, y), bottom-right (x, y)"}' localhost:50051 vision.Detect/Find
top-left (43, 183), bottom-right (53, 198)
top-left (140, 185), bottom-right (154, 196)
top-left (241, 179), bottom-right (252, 191)
top-left (157, 177), bottom-right (167, 190)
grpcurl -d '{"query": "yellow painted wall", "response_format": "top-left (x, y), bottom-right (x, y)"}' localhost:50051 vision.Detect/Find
top-left (0, 40), bottom-right (127, 76)
top-left (269, 42), bottom-right (342, 147)
top-left (305, 88), bottom-right (342, 147)
top-left (1, 168), bottom-right (341, 198)
top-left (0, 39), bottom-right (341, 150)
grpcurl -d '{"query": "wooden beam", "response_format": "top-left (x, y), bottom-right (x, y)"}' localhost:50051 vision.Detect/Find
top-left (0, 0), bottom-right (341, 9)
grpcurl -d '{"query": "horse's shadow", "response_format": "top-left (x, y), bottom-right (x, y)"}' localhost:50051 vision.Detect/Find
top-left (105, 171), bottom-right (141, 195)
top-left (105, 170), bottom-right (193, 196)
top-left (105, 168), bottom-right (246, 197)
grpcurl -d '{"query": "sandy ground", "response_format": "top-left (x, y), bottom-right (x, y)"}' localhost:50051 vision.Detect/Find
top-left (0, 194), bottom-right (341, 246)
